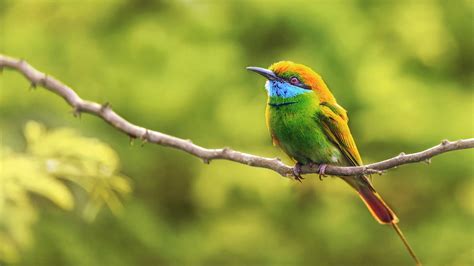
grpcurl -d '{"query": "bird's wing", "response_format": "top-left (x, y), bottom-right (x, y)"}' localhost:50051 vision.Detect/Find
top-left (317, 102), bottom-right (363, 166)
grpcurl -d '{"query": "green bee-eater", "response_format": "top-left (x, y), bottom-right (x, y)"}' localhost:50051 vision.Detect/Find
top-left (247, 61), bottom-right (421, 265)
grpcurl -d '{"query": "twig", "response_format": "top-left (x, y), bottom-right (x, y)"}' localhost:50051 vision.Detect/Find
top-left (1, 54), bottom-right (473, 178)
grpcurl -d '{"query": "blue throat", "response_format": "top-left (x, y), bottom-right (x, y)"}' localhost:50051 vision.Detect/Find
top-left (265, 80), bottom-right (312, 98)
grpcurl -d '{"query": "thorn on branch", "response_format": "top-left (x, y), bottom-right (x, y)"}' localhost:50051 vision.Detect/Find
top-left (100, 102), bottom-right (111, 113)
top-left (441, 139), bottom-right (450, 145)
top-left (424, 158), bottom-right (432, 164)
top-left (366, 168), bottom-right (383, 175)
top-left (398, 152), bottom-right (406, 157)
top-left (29, 82), bottom-right (37, 90)
top-left (202, 158), bottom-right (210, 164)
top-left (140, 129), bottom-right (150, 147)
top-left (39, 74), bottom-right (49, 87)
top-left (221, 147), bottom-right (231, 155)
top-left (128, 135), bottom-right (136, 146)
top-left (71, 106), bottom-right (82, 118)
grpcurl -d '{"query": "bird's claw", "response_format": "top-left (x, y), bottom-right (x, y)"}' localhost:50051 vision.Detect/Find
top-left (292, 163), bottom-right (304, 182)
top-left (292, 163), bottom-right (327, 182)
top-left (317, 164), bottom-right (328, 181)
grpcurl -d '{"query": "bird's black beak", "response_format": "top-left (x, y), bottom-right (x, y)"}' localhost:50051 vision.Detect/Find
top-left (246, 66), bottom-right (277, 80)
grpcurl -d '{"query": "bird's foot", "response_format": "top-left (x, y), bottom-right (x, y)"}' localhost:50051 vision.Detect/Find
top-left (292, 162), bottom-right (304, 182)
top-left (317, 164), bottom-right (328, 181)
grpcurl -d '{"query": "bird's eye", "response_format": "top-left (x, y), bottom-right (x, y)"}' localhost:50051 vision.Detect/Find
top-left (290, 77), bottom-right (299, 85)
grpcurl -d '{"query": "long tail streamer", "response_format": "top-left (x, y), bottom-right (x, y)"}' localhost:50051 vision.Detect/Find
top-left (392, 222), bottom-right (422, 266)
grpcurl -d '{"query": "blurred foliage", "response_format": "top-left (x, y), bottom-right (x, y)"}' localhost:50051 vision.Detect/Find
top-left (0, 121), bottom-right (131, 263)
top-left (0, 0), bottom-right (473, 265)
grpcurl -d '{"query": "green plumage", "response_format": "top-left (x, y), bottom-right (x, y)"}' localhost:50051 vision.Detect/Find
top-left (267, 93), bottom-right (343, 165)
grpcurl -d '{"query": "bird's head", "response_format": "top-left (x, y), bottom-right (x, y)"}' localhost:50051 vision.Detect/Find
top-left (247, 61), bottom-right (335, 102)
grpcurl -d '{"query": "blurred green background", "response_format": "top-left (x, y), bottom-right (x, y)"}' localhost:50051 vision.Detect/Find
top-left (1, 0), bottom-right (473, 265)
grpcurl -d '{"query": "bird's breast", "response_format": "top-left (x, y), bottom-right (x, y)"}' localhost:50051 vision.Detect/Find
top-left (266, 97), bottom-right (341, 164)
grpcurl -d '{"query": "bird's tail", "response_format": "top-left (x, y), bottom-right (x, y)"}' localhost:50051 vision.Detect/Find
top-left (356, 180), bottom-right (398, 224)
top-left (354, 178), bottom-right (422, 265)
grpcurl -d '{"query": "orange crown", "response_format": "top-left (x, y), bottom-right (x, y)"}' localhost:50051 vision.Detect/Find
top-left (269, 61), bottom-right (336, 103)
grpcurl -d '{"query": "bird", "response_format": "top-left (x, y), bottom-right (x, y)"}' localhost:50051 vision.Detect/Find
top-left (247, 61), bottom-right (421, 265)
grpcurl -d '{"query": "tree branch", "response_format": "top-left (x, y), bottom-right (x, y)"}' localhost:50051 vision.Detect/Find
top-left (1, 54), bottom-right (473, 178)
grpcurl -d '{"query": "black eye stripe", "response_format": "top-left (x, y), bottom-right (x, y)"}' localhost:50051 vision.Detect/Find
top-left (288, 77), bottom-right (311, 90)
top-left (275, 75), bottom-right (311, 90)
top-left (300, 84), bottom-right (312, 90)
